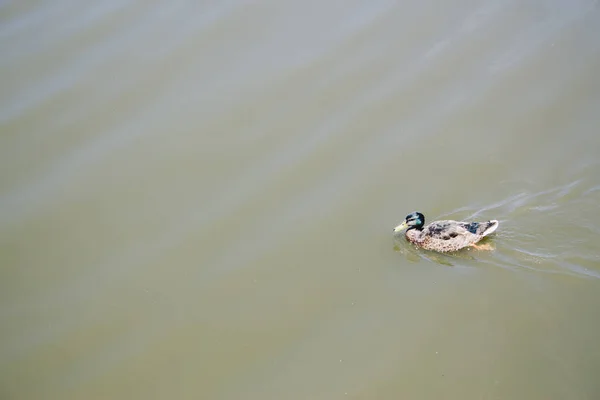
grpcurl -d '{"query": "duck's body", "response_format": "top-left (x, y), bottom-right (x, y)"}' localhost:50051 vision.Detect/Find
top-left (394, 212), bottom-right (498, 253)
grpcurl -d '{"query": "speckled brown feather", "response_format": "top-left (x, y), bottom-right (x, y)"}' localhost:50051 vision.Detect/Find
top-left (405, 219), bottom-right (498, 252)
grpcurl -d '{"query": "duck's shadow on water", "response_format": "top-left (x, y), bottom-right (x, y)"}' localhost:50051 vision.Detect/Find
top-left (392, 236), bottom-right (496, 267)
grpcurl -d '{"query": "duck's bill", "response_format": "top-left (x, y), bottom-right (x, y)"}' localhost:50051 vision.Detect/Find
top-left (393, 221), bottom-right (408, 233)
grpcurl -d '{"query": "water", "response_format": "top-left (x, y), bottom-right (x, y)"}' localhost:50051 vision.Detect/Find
top-left (2, 1), bottom-right (600, 399)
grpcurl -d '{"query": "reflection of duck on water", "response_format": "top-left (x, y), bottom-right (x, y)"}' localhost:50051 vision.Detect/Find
top-left (394, 212), bottom-right (499, 253)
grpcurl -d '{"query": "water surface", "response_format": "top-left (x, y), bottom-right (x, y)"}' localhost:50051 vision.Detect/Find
top-left (2, 1), bottom-right (600, 399)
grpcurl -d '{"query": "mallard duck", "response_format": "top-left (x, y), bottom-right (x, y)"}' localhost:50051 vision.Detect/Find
top-left (393, 212), bottom-right (499, 252)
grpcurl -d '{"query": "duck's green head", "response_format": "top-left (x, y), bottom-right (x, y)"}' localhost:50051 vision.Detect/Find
top-left (393, 212), bottom-right (425, 233)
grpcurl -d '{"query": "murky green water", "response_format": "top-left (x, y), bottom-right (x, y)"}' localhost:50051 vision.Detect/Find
top-left (2, 1), bottom-right (600, 399)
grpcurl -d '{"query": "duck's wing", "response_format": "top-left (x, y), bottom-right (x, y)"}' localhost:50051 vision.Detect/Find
top-left (424, 220), bottom-right (472, 240)
top-left (458, 220), bottom-right (499, 237)
top-left (426, 220), bottom-right (499, 237)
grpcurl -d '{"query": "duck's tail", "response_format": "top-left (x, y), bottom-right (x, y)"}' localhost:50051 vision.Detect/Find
top-left (481, 220), bottom-right (499, 237)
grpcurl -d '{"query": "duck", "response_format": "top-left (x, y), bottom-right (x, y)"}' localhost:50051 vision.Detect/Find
top-left (393, 212), bottom-right (499, 253)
